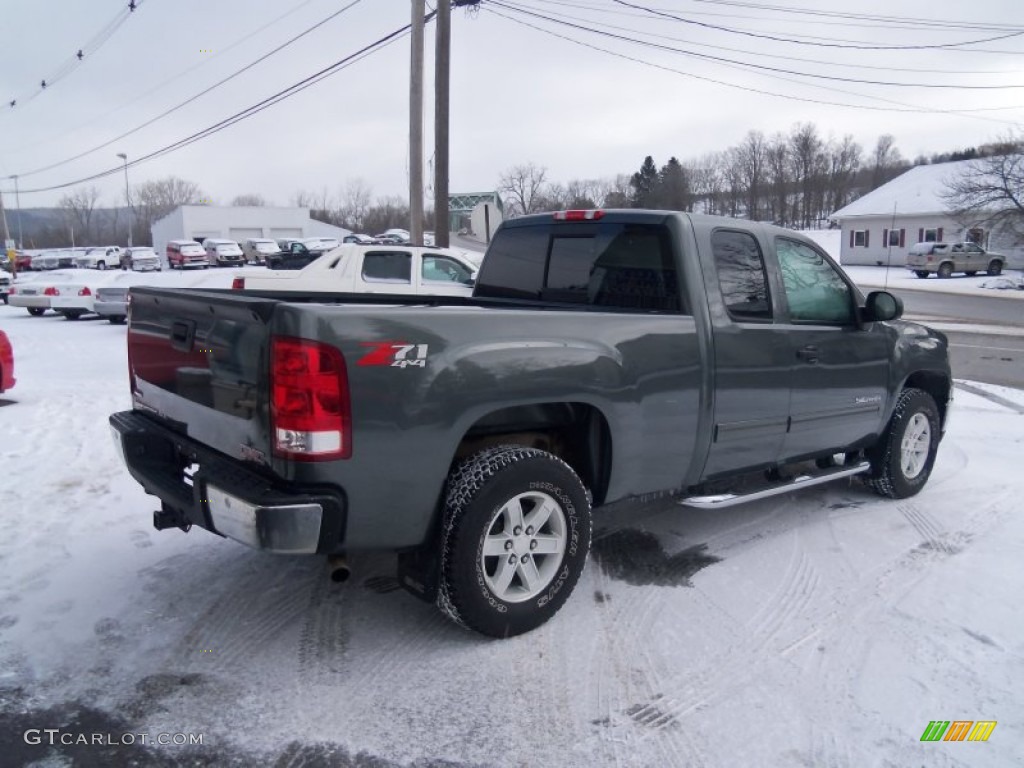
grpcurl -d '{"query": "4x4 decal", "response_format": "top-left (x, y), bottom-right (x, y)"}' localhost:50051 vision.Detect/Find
top-left (357, 342), bottom-right (430, 368)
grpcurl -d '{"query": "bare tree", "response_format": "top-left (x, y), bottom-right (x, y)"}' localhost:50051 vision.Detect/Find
top-left (789, 123), bottom-right (827, 228)
top-left (826, 135), bottom-right (862, 216)
top-left (498, 163), bottom-right (548, 216)
top-left (872, 134), bottom-right (905, 188)
top-left (601, 174), bottom-right (633, 208)
top-left (231, 193), bottom-right (268, 206)
top-left (338, 178), bottom-right (373, 231)
top-left (735, 131), bottom-right (768, 220)
top-left (133, 176), bottom-right (204, 245)
top-left (942, 132), bottom-right (1024, 238)
top-left (58, 186), bottom-right (101, 244)
top-left (765, 134), bottom-right (790, 226)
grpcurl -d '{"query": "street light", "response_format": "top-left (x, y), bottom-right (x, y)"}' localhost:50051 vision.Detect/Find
top-left (10, 175), bottom-right (22, 250)
top-left (117, 152), bottom-right (132, 248)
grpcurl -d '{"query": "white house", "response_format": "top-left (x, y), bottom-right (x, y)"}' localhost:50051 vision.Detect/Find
top-left (150, 206), bottom-right (351, 262)
top-left (831, 161), bottom-right (1023, 268)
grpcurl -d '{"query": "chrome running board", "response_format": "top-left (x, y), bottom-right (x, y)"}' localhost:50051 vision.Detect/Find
top-left (678, 461), bottom-right (871, 509)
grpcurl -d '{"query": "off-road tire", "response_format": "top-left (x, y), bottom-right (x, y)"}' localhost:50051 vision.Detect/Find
top-left (987, 260), bottom-right (1002, 276)
top-left (864, 388), bottom-right (940, 499)
top-left (937, 263), bottom-right (953, 279)
top-left (437, 445), bottom-right (592, 638)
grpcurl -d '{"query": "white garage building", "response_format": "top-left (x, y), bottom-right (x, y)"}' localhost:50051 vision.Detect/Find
top-left (150, 206), bottom-right (351, 261)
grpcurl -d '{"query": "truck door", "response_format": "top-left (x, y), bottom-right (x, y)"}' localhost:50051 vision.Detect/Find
top-left (772, 237), bottom-right (890, 460)
top-left (702, 228), bottom-right (792, 477)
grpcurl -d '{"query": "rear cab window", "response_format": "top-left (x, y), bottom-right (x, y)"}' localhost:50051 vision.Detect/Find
top-left (475, 219), bottom-right (684, 313)
top-left (362, 251), bottom-right (412, 283)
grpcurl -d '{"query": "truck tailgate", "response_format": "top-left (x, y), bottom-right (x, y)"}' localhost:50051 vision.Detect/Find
top-left (127, 287), bottom-right (278, 464)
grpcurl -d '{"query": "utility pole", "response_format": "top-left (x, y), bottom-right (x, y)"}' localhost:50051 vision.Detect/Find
top-left (433, 0), bottom-right (451, 248)
top-left (11, 175), bottom-right (22, 249)
top-left (117, 152), bottom-right (133, 248)
top-left (409, 0), bottom-right (425, 245)
top-left (0, 187), bottom-right (13, 277)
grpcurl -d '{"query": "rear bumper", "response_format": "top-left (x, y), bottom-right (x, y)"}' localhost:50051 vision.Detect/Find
top-left (9, 295), bottom-right (50, 308)
top-left (109, 410), bottom-right (347, 554)
top-left (94, 299), bottom-right (127, 316)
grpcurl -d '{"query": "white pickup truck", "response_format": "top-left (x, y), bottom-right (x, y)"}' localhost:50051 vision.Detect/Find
top-left (231, 244), bottom-right (480, 296)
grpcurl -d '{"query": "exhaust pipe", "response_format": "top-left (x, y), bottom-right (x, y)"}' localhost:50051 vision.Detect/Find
top-left (327, 555), bottom-right (351, 583)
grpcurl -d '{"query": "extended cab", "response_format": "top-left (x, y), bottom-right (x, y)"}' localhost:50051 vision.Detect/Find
top-left (231, 244), bottom-right (478, 296)
top-left (110, 211), bottom-right (952, 637)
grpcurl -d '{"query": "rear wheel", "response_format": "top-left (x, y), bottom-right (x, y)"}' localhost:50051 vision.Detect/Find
top-left (914, 270), bottom-right (929, 279)
top-left (865, 388), bottom-right (941, 499)
top-left (964, 271), bottom-right (977, 277)
top-left (108, 315), bottom-right (126, 325)
top-left (937, 263), bottom-right (953, 279)
top-left (27, 307), bottom-right (45, 316)
top-left (987, 260), bottom-right (1002, 276)
top-left (437, 445), bottom-right (592, 637)
top-left (62, 310), bottom-right (84, 320)
top-left (97, 261), bottom-right (107, 271)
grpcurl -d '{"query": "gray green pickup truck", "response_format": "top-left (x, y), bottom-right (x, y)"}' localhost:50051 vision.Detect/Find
top-left (110, 210), bottom-right (953, 637)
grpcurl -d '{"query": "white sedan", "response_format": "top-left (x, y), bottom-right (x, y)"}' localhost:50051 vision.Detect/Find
top-left (8, 271), bottom-right (79, 316)
top-left (49, 272), bottom-right (145, 320)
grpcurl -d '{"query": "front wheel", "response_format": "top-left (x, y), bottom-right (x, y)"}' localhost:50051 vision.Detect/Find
top-left (437, 446), bottom-right (592, 638)
top-left (987, 260), bottom-right (1002, 276)
top-left (864, 388), bottom-right (941, 499)
top-left (98, 261), bottom-right (107, 271)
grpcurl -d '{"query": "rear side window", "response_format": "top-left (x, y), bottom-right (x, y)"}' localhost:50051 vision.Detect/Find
top-left (712, 229), bottom-right (772, 321)
top-left (476, 222), bottom-right (683, 312)
top-left (362, 251), bottom-right (411, 283)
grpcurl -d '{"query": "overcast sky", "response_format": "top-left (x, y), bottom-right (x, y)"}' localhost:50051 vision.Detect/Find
top-left (0, 0), bottom-right (1021, 211)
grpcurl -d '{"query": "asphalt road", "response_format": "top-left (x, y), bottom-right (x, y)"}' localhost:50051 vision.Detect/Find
top-left (943, 330), bottom-right (1024, 389)
top-left (892, 286), bottom-right (1024, 327)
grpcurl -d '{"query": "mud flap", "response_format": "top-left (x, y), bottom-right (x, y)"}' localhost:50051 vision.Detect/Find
top-left (397, 546), bottom-right (440, 603)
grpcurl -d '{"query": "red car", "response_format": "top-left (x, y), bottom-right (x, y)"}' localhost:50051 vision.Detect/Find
top-left (0, 330), bottom-right (14, 393)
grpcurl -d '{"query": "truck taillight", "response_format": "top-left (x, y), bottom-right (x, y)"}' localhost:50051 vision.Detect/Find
top-left (44, 287), bottom-right (59, 296)
top-left (79, 286), bottom-right (92, 296)
top-left (270, 336), bottom-right (351, 461)
top-left (554, 209), bottom-right (604, 221)
top-left (231, 277), bottom-right (245, 290)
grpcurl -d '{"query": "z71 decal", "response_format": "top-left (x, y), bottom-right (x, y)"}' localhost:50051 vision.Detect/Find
top-left (358, 342), bottom-right (430, 368)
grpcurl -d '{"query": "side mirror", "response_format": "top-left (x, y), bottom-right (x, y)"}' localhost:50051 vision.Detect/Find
top-left (863, 290), bottom-right (903, 322)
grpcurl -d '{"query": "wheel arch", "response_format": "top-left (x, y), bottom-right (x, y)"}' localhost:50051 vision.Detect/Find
top-left (450, 401), bottom-right (613, 506)
top-left (902, 371), bottom-right (951, 428)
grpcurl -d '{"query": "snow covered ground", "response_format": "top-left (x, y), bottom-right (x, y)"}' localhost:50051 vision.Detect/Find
top-left (1, 281), bottom-right (1023, 766)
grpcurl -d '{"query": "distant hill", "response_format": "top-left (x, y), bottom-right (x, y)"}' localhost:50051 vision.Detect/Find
top-left (5, 207), bottom-right (133, 249)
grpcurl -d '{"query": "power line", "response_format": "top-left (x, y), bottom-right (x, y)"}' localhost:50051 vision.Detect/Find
top-left (514, 0), bottom-right (1024, 76)
top-left (484, 6), bottom-right (1023, 124)
top-left (4, 0), bottom-right (147, 112)
top-left (611, 0), bottom-right (1024, 50)
top-left (5, 17), bottom-right (427, 195)
top-left (5, 0), bottom-right (323, 155)
top-left (491, 1), bottom-right (1024, 89)
top-left (10, 0), bottom-right (366, 180)
top-left (680, 0), bottom-right (1024, 33)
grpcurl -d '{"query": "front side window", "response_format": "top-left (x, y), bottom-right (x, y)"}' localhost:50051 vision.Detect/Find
top-left (362, 251), bottom-right (411, 283)
top-left (712, 229), bottom-right (772, 321)
top-left (776, 238), bottom-right (854, 324)
top-left (422, 255), bottom-right (474, 285)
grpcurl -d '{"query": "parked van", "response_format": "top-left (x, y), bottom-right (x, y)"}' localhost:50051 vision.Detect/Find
top-left (166, 240), bottom-right (208, 269)
top-left (203, 239), bottom-right (245, 267)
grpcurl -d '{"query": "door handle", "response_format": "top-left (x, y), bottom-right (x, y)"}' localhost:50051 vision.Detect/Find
top-left (796, 345), bottom-right (819, 363)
